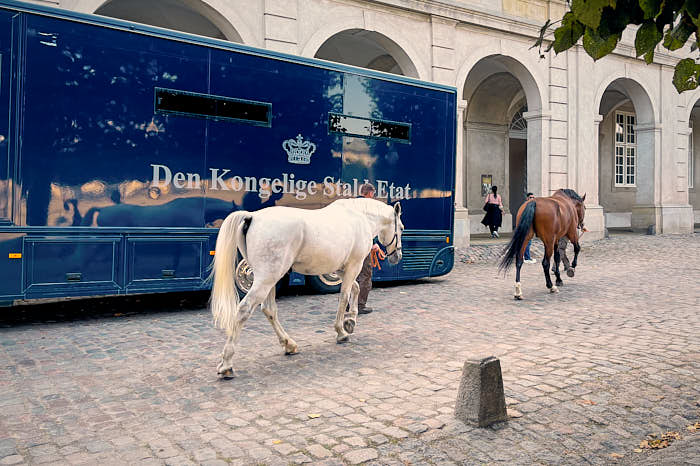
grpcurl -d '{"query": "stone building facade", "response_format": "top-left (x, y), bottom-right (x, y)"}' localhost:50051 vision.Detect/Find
top-left (27, 0), bottom-right (699, 245)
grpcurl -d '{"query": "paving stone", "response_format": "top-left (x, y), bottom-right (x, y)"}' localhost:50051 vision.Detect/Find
top-left (288, 453), bottom-right (312, 463)
top-left (344, 448), bottom-right (379, 464)
top-left (272, 442), bottom-right (297, 455)
top-left (343, 436), bottom-right (366, 447)
top-left (192, 448), bottom-right (216, 462)
top-left (368, 434), bottom-right (388, 445)
top-left (307, 444), bottom-right (332, 458)
top-left (0, 456), bottom-right (24, 465)
top-left (200, 461), bottom-right (228, 466)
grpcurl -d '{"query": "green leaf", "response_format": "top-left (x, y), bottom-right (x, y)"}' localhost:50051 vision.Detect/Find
top-left (644, 49), bottom-right (655, 64)
top-left (552, 13), bottom-right (586, 53)
top-left (582, 27), bottom-right (620, 60)
top-left (613, 0), bottom-right (646, 25)
top-left (598, 4), bottom-right (635, 38)
top-left (686, 2), bottom-right (700, 30)
top-left (639, 0), bottom-right (663, 19)
top-left (571, 0), bottom-right (616, 29)
top-left (635, 20), bottom-right (663, 57)
top-left (663, 13), bottom-right (696, 50)
top-left (672, 58), bottom-right (700, 93)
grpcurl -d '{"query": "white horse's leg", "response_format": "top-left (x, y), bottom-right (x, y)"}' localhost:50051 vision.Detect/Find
top-left (343, 281), bottom-right (360, 334)
top-left (335, 262), bottom-right (362, 343)
top-left (260, 286), bottom-right (298, 355)
top-left (217, 283), bottom-right (268, 378)
top-left (334, 280), bottom-right (353, 343)
top-left (218, 333), bottom-right (237, 378)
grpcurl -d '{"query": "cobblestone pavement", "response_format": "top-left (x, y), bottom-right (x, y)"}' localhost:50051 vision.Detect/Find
top-left (1, 233), bottom-right (699, 465)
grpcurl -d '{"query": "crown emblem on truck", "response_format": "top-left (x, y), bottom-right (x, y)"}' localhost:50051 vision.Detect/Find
top-left (283, 134), bottom-right (316, 164)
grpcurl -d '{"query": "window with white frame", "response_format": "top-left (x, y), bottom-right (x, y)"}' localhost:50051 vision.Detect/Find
top-left (689, 120), bottom-right (694, 189)
top-left (614, 111), bottom-right (636, 186)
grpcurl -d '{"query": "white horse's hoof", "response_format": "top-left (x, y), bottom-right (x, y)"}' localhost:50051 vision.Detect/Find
top-left (514, 295), bottom-right (523, 300)
top-left (343, 318), bottom-right (356, 334)
top-left (336, 334), bottom-right (350, 344)
top-left (217, 368), bottom-right (235, 379)
top-left (550, 286), bottom-right (559, 293)
top-left (514, 282), bottom-right (523, 300)
top-left (284, 341), bottom-right (299, 355)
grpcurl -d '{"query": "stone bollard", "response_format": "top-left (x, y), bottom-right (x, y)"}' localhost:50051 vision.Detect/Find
top-left (454, 356), bottom-right (507, 427)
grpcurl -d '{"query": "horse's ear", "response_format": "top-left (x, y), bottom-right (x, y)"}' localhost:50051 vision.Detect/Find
top-left (394, 202), bottom-right (401, 215)
top-left (582, 193), bottom-right (586, 202)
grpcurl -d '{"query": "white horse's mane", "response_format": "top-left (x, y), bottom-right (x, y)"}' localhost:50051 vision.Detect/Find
top-left (336, 198), bottom-right (392, 222)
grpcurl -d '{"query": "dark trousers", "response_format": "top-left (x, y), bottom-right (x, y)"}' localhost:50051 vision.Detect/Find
top-left (357, 254), bottom-right (373, 309)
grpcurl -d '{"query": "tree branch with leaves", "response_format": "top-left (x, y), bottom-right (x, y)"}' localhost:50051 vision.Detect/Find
top-left (533, 0), bottom-right (700, 92)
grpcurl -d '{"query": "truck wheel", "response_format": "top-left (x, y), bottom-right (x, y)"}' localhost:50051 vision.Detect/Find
top-left (306, 272), bottom-right (342, 293)
top-left (234, 259), bottom-right (254, 296)
top-left (234, 259), bottom-right (285, 297)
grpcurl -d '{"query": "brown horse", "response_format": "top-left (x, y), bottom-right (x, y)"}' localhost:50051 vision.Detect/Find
top-left (499, 189), bottom-right (586, 299)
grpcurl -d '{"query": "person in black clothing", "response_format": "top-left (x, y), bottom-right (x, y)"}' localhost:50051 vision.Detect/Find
top-left (481, 185), bottom-right (503, 238)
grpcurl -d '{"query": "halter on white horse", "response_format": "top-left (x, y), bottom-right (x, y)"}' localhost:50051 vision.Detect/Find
top-left (209, 197), bottom-right (403, 378)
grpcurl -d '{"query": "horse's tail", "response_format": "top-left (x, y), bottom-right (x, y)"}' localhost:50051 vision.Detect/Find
top-left (208, 211), bottom-right (252, 335)
top-left (499, 201), bottom-right (536, 273)
top-left (81, 207), bottom-right (100, 226)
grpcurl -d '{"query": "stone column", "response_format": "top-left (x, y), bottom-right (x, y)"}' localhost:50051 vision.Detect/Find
top-left (454, 100), bottom-right (469, 247)
top-left (631, 123), bottom-right (661, 233)
top-left (581, 114), bottom-right (605, 241)
top-left (674, 125), bottom-right (695, 233)
top-left (264, 0), bottom-right (298, 54)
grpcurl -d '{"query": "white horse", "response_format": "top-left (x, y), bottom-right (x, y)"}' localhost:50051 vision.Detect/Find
top-left (209, 197), bottom-right (404, 378)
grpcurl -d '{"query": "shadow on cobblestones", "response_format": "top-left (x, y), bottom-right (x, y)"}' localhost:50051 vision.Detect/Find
top-left (0, 292), bottom-right (211, 327)
top-left (0, 278), bottom-right (435, 328)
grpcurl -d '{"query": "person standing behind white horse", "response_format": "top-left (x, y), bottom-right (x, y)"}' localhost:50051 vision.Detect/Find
top-left (356, 183), bottom-right (386, 315)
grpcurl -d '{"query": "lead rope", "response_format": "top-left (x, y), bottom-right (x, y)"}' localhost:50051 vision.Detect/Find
top-left (370, 247), bottom-right (386, 270)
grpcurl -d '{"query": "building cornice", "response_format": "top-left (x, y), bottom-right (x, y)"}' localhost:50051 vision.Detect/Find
top-left (363, 0), bottom-right (685, 66)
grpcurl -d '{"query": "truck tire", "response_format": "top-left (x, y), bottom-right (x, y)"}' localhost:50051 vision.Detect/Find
top-left (306, 272), bottom-right (343, 294)
top-left (234, 258), bottom-right (285, 297)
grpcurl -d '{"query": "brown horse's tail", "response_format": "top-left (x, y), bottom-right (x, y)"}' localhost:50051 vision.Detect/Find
top-left (499, 200), bottom-right (535, 273)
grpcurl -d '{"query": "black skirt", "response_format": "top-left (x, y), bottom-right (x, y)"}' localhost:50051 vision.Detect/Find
top-left (481, 203), bottom-right (502, 228)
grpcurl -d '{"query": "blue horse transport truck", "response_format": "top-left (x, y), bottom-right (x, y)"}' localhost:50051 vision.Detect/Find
top-left (0, 0), bottom-right (457, 304)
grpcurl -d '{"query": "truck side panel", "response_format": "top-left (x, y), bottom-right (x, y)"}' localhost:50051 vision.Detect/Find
top-left (0, 3), bottom-right (457, 302)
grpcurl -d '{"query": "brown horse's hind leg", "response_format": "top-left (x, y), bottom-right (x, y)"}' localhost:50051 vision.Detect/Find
top-left (514, 231), bottom-right (533, 300)
top-left (553, 237), bottom-right (571, 273)
top-left (541, 239), bottom-right (558, 293)
top-left (567, 228), bottom-right (581, 276)
top-left (553, 246), bottom-right (563, 287)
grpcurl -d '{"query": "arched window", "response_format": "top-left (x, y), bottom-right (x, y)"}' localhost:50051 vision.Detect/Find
top-left (509, 105), bottom-right (527, 139)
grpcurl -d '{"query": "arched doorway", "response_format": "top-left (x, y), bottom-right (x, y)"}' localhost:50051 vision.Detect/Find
top-left (94, 0), bottom-right (242, 42)
top-left (597, 78), bottom-right (656, 232)
top-left (462, 55), bottom-right (542, 235)
top-left (314, 29), bottom-right (418, 78)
